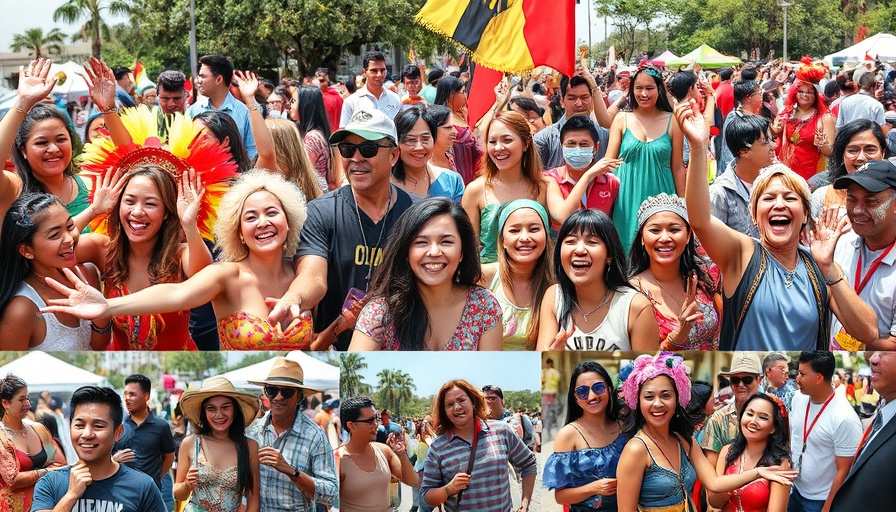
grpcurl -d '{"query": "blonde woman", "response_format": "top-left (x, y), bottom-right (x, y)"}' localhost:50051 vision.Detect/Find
top-left (266, 118), bottom-right (323, 200)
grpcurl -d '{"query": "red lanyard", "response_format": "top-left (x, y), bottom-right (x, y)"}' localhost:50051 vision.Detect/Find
top-left (802, 393), bottom-right (835, 453)
top-left (853, 419), bottom-right (875, 464)
top-left (854, 241), bottom-right (896, 294)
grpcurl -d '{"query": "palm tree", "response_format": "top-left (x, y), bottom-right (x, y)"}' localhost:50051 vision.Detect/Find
top-left (340, 353), bottom-right (371, 398)
top-left (376, 369), bottom-right (416, 418)
top-left (10, 28), bottom-right (67, 58)
top-left (53, 0), bottom-right (132, 59)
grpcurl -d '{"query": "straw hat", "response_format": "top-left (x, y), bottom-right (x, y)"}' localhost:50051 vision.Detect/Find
top-left (248, 357), bottom-right (319, 396)
top-left (179, 376), bottom-right (259, 429)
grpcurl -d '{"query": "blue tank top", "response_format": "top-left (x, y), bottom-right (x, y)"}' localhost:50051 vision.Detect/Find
top-left (636, 436), bottom-right (696, 510)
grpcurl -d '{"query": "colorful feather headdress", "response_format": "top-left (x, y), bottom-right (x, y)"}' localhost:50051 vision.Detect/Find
top-left (795, 55), bottom-right (827, 85)
top-left (79, 105), bottom-right (238, 239)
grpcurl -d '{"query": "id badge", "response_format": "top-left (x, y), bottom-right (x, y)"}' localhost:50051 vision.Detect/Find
top-left (342, 287), bottom-right (367, 313)
top-left (792, 453), bottom-right (801, 473)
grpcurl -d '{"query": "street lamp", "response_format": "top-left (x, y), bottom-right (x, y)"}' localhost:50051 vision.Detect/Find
top-left (780, 0), bottom-right (792, 62)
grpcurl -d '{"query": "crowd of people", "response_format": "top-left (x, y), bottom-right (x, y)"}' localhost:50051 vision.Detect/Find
top-left (0, 50), bottom-right (893, 352)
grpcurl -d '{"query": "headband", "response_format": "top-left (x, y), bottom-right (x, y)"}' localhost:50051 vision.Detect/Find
top-left (498, 199), bottom-right (549, 234)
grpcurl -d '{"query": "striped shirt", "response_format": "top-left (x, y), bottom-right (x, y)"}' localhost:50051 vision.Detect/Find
top-left (246, 411), bottom-right (338, 512)
top-left (422, 419), bottom-right (537, 512)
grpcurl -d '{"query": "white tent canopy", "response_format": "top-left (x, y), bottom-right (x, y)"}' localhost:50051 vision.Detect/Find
top-left (215, 352), bottom-right (340, 393)
top-left (0, 352), bottom-right (108, 393)
top-left (50, 61), bottom-right (89, 100)
top-left (824, 33), bottom-right (896, 66)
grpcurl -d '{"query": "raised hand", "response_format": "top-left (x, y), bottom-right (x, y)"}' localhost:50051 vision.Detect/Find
top-left (809, 207), bottom-right (849, 271)
top-left (673, 99), bottom-right (709, 144)
top-left (233, 70), bottom-right (260, 103)
top-left (83, 57), bottom-right (118, 112)
top-left (548, 326), bottom-right (574, 351)
top-left (17, 58), bottom-right (57, 109)
top-left (39, 267), bottom-right (109, 319)
top-left (68, 461), bottom-right (93, 498)
top-left (177, 168), bottom-right (205, 228)
top-left (90, 168), bottom-right (126, 218)
top-left (585, 157), bottom-right (623, 178)
top-left (386, 432), bottom-right (407, 454)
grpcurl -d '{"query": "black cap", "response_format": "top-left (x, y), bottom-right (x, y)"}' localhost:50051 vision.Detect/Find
top-left (834, 160), bottom-right (896, 192)
top-left (427, 68), bottom-right (445, 85)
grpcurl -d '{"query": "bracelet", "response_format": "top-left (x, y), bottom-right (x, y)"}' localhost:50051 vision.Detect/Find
top-left (664, 334), bottom-right (686, 349)
top-left (91, 321), bottom-right (113, 334)
top-left (825, 272), bottom-right (846, 286)
top-left (248, 104), bottom-right (260, 112)
top-left (101, 106), bottom-right (118, 115)
top-left (15, 101), bottom-right (26, 114)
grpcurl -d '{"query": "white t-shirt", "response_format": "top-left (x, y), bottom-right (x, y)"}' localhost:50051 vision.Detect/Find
top-left (790, 391), bottom-right (863, 500)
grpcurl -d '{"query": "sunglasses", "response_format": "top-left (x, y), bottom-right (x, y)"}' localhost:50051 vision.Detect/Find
top-left (352, 414), bottom-right (382, 424)
top-left (263, 386), bottom-right (297, 400)
top-left (333, 141), bottom-right (394, 159)
top-left (729, 376), bottom-right (755, 387)
top-left (574, 381), bottom-right (607, 400)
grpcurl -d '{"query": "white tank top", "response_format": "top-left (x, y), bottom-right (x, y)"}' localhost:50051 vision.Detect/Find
top-left (555, 286), bottom-right (638, 351)
top-left (14, 282), bottom-right (93, 351)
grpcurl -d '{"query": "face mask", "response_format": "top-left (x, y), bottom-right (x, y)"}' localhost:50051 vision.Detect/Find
top-left (562, 147), bottom-right (594, 170)
top-left (268, 110), bottom-right (288, 120)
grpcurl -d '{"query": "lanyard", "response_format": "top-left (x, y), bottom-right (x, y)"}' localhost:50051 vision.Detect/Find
top-left (801, 393), bottom-right (835, 454)
top-left (852, 419), bottom-right (876, 464)
top-left (854, 241), bottom-right (896, 294)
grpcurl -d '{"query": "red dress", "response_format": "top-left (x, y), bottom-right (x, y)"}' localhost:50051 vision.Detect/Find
top-left (722, 456), bottom-right (771, 512)
top-left (777, 111), bottom-right (823, 181)
top-left (108, 283), bottom-right (197, 351)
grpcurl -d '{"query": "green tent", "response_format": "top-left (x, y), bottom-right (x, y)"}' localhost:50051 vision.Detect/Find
top-left (665, 44), bottom-right (742, 69)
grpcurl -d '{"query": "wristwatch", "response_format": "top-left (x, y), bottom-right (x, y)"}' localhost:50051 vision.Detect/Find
top-left (292, 467), bottom-right (301, 479)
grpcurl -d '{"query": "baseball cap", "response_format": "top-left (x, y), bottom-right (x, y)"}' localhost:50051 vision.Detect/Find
top-left (834, 160), bottom-right (896, 193)
top-left (720, 352), bottom-right (762, 376)
top-left (329, 108), bottom-right (398, 145)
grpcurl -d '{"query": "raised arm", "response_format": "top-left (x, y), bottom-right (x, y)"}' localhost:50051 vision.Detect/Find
top-left (176, 168), bottom-right (214, 277)
top-left (83, 57), bottom-right (132, 147)
top-left (544, 158), bottom-right (622, 223)
top-left (678, 99), bottom-right (752, 280)
top-left (234, 70), bottom-right (279, 173)
top-left (384, 436), bottom-right (419, 486)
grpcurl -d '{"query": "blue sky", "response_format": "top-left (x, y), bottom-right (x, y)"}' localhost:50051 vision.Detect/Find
top-left (355, 352), bottom-right (540, 398)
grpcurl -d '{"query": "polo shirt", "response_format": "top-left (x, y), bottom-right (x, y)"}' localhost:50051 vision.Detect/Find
top-left (543, 165), bottom-right (619, 219)
top-left (831, 230), bottom-right (896, 350)
top-left (340, 86), bottom-right (401, 127)
top-left (113, 411), bottom-right (175, 488)
top-left (186, 92), bottom-right (257, 159)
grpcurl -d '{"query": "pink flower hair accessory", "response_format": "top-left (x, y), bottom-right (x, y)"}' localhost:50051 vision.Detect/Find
top-left (621, 352), bottom-right (691, 410)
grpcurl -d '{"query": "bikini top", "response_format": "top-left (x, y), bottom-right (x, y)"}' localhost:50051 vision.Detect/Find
top-left (15, 444), bottom-right (48, 471)
top-left (217, 311), bottom-right (313, 350)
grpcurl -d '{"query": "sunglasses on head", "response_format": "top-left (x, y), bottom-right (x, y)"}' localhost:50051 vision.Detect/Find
top-left (333, 141), bottom-right (394, 159)
top-left (729, 376), bottom-right (755, 387)
top-left (263, 386), bottom-right (297, 400)
top-left (574, 381), bottom-right (607, 400)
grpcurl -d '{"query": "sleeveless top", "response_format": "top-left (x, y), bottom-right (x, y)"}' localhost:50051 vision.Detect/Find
top-left (489, 273), bottom-right (533, 351)
top-left (14, 282), bottom-right (93, 351)
top-left (339, 444), bottom-right (392, 512)
top-left (722, 456), bottom-right (771, 512)
top-left (634, 436), bottom-right (696, 511)
top-left (543, 428), bottom-right (627, 511)
top-left (479, 190), bottom-right (501, 264)
top-left (611, 113), bottom-right (677, 253)
top-left (65, 175), bottom-right (90, 220)
top-left (720, 240), bottom-right (828, 351)
top-left (556, 287), bottom-right (638, 351)
top-left (108, 283), bottom-right (196, 351)
top-left (777, 111), bottom-right (824, 181)
top-left (186, 436), bottom-right (242, 512)
top-left (217, 311), bottom-right (313, 350)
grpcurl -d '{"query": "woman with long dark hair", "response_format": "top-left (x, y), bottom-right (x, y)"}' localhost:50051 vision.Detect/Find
top-left (391, 107), bottom-right (464, 202)
top-left (544, 361), bottom-right (626, 511)
top-left (537, 209), bottom-right (658, 351)
top-left (615, 353), bottom-right (796, 512)
top-left (707, 394), bottom-right (792, 512)
top-left (434, 75), bottom-right (482, 184)
top-left (628, 193), bottom-right (721, 350)
top-left (174, 376), bottom-right (260, 512)
top-left (194, 111), bottom-right (254, 172)
top-left (349, 197), bottom-right (502, 351)
top-left (0, 194), bottom-right (108, 349)
top-left (606, 64), bottom-right (685, 252)
top-left (295, 85), bottom-right (339, 191)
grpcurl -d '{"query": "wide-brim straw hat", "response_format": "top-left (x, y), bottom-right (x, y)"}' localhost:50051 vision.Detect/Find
top-left (247, 357), bottom-right (319, 396)
top-left (180, 376), bottom-right (260, 429)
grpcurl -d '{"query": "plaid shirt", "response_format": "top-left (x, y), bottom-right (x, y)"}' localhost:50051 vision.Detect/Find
top-left (246, 411), bottom-right (337, 512)
top-left (699, 401), bottom-right (739, 453)
top-left (422, 419), bottom-right (537, 512)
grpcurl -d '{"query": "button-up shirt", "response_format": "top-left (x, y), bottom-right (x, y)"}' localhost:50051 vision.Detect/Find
top-left (246, 411), bottom-right (337, 512)
top-left (339, 86), bottom-right (401, 127)
top-left (186, 92), bottom-right (257, 158)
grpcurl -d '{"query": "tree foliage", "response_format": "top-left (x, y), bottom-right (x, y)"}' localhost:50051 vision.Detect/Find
top-left (161, 352), bottom-right (225, 379)
top-left (10, 28), bottom-right (67, 58)
top-left (339, 353), bottom-right (371, 398)
top-left (375, 368), bottom-right (416, 418)
top-left (53, 0), bottom-right (132, 58)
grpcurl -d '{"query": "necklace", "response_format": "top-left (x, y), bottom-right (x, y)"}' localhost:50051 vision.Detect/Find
top-left (574, 290), bottom-right (613, 322)
top-left (1, 421), bottom-right (27, 439)
top-left (648, 270), bottom-right (685, 308)
top-left (491, 176), bottom-right (523, 195)
top-left (352, 185), bottom-right (393, 290)
top-left (403, 168), bottom-right (431, 192)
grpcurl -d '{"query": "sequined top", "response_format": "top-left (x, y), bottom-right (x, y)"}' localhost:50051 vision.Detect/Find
top-left (108, 283), bottom-right (196, 351)
top-left (217, 311), bottom-right (312, 350)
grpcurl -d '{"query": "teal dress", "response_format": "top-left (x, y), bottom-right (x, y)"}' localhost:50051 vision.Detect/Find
top-left (611, 113), bottom-right (677, 253)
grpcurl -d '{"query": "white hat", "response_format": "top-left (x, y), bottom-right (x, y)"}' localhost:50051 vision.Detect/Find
top-left (329, 108), bottom-right (398, 145)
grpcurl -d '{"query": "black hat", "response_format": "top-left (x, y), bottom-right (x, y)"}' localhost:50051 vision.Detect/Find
top-left (834, 160), bottom-right (896, 193)
top-left (427, 68), bottom-right (445, 85)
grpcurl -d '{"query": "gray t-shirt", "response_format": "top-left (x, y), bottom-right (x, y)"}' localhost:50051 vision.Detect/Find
top-left (32, 464), bottom-right (165, 512)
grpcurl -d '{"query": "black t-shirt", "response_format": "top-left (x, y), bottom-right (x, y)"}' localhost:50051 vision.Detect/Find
top-left (296, 185), bottom-right (412, 350)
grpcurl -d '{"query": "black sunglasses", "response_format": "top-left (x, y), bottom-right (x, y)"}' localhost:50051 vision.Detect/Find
top-left (333, 141), bottom-right (394, 159)
top-left (574, 381), bottom-right (607, 400)
top-left (264, 386), bottom-right (297, 400)
top-left (352, 413), bottom-right (381, 424)
top-left (729, 376), bottom-right (755, 387)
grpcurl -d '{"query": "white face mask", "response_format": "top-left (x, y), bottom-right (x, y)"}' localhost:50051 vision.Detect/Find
top-left (562, 147), bottom-right (595, 170)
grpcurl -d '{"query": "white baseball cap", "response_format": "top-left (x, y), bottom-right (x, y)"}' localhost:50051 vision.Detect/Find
top-left (329, 108), bottom-right (398, 145)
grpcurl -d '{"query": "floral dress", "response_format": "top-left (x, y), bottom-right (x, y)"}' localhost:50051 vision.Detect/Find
top-left (355, 287), bottom-right (501, 350)
top-left (186, 437), bottom-right (242, 512)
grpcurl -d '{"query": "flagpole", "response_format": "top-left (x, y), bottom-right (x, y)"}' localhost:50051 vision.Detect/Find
top-left (189, 0), bottom-right (198, 82)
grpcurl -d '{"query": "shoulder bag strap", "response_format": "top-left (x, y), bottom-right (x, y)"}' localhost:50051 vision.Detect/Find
top-left (454, 422), bottom-right (482, 509)
top-left (734, 245), bottom-right (768, 347)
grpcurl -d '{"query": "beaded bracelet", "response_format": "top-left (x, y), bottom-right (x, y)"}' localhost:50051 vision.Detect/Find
top-left (91, 321), bottom-right (113, 334)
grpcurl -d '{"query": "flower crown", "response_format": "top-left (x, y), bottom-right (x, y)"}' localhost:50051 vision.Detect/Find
top-left (621, 352), bottom-right (691, 410)
top-left (79, 105), bottom-right (238, 239)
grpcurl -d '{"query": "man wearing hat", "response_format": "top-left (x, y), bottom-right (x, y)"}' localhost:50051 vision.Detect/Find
top-left (700, 352), bottom-right (764, 468)
top-left (270, 108), bottom-right (413, 350)
top-left (830, 160), bottom-right (896, 350)
top-left (245, 357), bottom-right (337, 512)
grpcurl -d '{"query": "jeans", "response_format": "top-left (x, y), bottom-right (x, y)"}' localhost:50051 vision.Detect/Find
top-left (161, 472), bottom-right (174, 512)
top-left (787, 488), bottom-right (825, 512)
